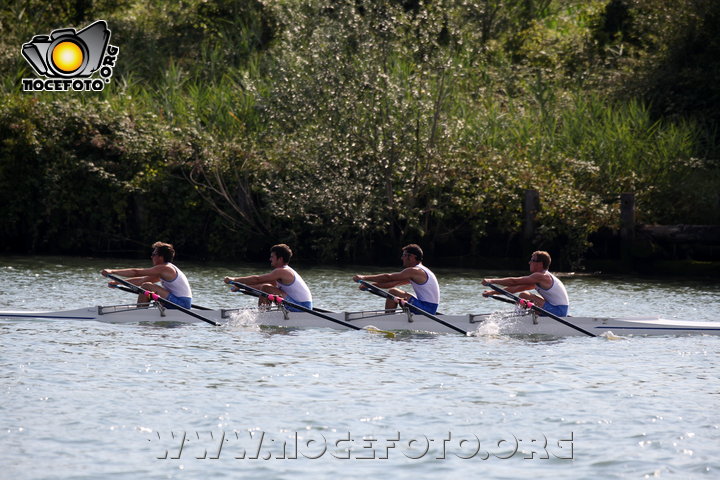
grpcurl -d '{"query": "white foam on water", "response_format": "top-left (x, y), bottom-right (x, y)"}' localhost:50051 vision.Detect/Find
top-left (599, 330), bottom-right (625, 340)
top-left (470, 310), bottom-right (527, 336)
top-left (224, 308), bottom-right (262, 331)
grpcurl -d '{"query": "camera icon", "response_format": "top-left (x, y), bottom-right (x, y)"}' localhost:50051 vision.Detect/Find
top-left (22, 20), bottom-right (110, 78)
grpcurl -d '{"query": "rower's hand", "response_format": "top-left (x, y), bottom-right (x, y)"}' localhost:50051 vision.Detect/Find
top-left (481, 278), bottom-right (491, 286)
top-left (353, 275), bottom-right (369, 290)
top-left (101, 269), bottom-right (112, 277)
top-left (224, 277), bottom-right (240, 291)
top-left (482, 290), bottom-right (495, 297)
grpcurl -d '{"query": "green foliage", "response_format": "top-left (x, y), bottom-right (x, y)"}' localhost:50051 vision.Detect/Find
top-left (0, 0), bottom-right (718, 264)
top-left (0, 94), bottom-right (229, 256)
top-left (592, 0), bottom-right (720, 126)
top-left (247, 1), bottom-right (471, 258)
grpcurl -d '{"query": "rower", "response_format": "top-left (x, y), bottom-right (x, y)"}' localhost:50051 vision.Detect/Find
top-left (224, 243), bottom-right (313, 312)
top-left (101, 241), bottom-right (193, 309)
top-left (352, 244), bottom-right (440, 315)
top-left (482, 250), bottom-right (569, 317)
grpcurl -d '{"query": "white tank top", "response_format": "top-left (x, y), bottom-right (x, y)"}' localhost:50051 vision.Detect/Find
top-left (160, 263), bottom-right (192, 298)
top-left (275, 266), bottom-right (312, 303)
top-left (535, 272), bottom-right (568, 306)
top-left (409, 264), bottom-right (440, 304)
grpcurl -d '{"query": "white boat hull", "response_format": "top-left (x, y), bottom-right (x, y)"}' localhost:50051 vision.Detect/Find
top-left (2, 303), bottom-right (720, 337)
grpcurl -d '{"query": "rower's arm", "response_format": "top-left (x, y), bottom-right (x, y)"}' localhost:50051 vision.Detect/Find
top-left (484, 272), bottom-right (545, 288)
top-left (374, 279), bottom-right (407, 289)
top-left (102, 267), bottom-right (162, 283)
top-left (125, 276), bottom-right (157, 286)
top-left (354, 267), bottom-right (419, 287)
top-left (226, 270), bottom-right (286, 286)
top-left (354, 273), bottom-right (389, 284)
top-left (504, 283), bottom-right (536, 294)
top-left (483, 283), bottom-right (534, 296)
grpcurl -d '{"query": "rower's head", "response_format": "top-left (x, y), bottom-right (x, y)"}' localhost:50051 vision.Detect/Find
top-left (529, 250), bottom-right (551, 271)
top-left (270, 243), bottom-right (292, 267)
top-left (151, 242), bottom-right (175, 263)
top-left (401, 244), bottom-right (423, 266)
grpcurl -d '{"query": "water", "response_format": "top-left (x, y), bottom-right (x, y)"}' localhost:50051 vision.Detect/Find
top-left (1, 256), bottom-right (719, 479)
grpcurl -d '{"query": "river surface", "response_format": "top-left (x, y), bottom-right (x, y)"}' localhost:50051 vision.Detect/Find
top-left (1, 255), bottom-right (718, 479)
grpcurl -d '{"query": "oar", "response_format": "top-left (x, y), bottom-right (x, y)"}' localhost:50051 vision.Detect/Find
top-left (226, 280), bottom-right (363, 331)
top-left (110, 284), bottom-right (213, 310)
top-left (356, 279), bottom-right (468, 335)
top-left (312, 306), bottom-right (334, 313)
top-left (485, 293), bottom-right (516, 305)
top-left (104, 273), bottom-right (220, 326)
top-left (484, 283), bottom-right (596, 337)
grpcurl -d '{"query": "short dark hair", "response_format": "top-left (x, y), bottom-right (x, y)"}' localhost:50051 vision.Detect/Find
top-left (271, 244), bottom-right (293, 263)
top-left (152, 242), bottom-right (175, 263)
top-left (402, 244), bottom-right (423, 261)
top-left (532, 250), bottom-right (551, 270)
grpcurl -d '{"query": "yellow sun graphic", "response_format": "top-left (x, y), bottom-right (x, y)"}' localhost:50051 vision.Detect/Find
top-left (52, 41), bottom-right (83, 73)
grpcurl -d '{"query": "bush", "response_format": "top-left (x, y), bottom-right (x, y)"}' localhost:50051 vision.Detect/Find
top-left (1, 0), bottom-right (718, 264)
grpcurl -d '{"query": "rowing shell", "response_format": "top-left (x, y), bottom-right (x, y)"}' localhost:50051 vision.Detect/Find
top-left (2, 303), bottom-right (719, 336)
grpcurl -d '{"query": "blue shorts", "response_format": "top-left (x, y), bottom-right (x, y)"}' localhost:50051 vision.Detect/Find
top-left (166, 294), bottom-right (192, 309)
top-left (541, 302), bottom-right (568, 317)
top-left (284, 297), bottom-right (313, 313)
top-left (408, 296), bottom-right (439, 315)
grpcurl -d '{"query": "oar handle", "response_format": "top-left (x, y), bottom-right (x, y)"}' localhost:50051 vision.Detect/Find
top-left (105, 274), bottom-right (160, 300)
top-left (360, 282), bottom-right (394, 302)
top-left (486, 294), bottom-right (516, 305)
top-left (110, 284), bottom-right (137, 294)
top-left (355, 279), bottom-right (394, 300)
top-left (484, 283), bottom-right (595, 337)
top-left (226, 280), bottom-right (279, 303)
top-left (355, 279), bottom-right (412, 309)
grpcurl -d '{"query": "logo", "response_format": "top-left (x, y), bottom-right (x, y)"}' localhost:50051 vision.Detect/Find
top-left (21, 20), bottom-right (119, 92)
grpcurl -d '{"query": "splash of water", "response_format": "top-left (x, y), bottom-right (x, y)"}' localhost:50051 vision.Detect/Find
top-left (470, 310), bottom-right (529, 336)
top-left (224, 308), bottom-right (262, 331)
